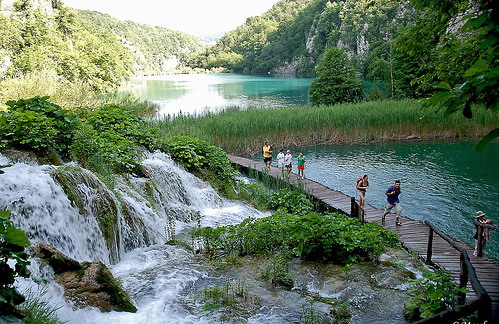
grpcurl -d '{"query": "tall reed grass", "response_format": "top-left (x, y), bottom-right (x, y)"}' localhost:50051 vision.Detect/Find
top-left (147, 100), bottom-right (499, 154)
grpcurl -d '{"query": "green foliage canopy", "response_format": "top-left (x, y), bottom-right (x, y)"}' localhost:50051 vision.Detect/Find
top-left (309, 47), bottom-right (363, 105)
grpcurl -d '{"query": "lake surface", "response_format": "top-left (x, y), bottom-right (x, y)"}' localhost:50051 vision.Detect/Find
top-left (124, 73), bottom-right (312, 116)
top-left (252, 141), bottom-right (499, 259)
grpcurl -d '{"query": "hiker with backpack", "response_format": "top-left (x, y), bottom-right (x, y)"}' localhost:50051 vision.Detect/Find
top-left (356, 175), bottom-right (369, 210)
top-left (382, 180), bottom-right (403, 226)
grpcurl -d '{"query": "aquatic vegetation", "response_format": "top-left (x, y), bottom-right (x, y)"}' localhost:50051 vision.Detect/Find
top-left (193, 212), bottom-right (399, 264)
top-left (404, 269), bottom-right (468, 320)
top-left (149, 100), bottom-right (499, 154)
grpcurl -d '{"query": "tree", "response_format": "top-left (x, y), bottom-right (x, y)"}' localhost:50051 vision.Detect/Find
top-left (407, 0), bottom-right (498, 150)
top-left (309, 47), bottom-right (363, 105)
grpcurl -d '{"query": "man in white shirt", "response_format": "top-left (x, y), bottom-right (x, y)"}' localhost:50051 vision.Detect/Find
top-left (276, 148), bottom-right (285, 176)
top-left (284, 150), bottom-right (292, 175)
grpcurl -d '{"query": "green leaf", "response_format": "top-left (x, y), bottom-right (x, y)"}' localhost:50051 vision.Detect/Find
top-left (427, 91), bottom-right (453, 106)
top-left (436, 82), bottom-right (450, 91)
top-left (475, 128), bottom-right (499, 152)
top-left (5, 226), bottom-right (30, 247)
top-left (0, 210), bottom-right (12, 218)
top-left (464, 59), bottom-right (489, 77)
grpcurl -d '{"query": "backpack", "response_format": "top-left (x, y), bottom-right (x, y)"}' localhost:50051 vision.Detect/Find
top-left (356, 178), bottom-right (363, 188)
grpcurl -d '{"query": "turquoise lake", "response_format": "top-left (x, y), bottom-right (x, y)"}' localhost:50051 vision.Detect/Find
top-left (125, 73), bottom-right (312, 116)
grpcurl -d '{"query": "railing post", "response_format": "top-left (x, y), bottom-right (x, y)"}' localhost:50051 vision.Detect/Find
top-left (359, 207), bottom-right (365, 224)
top-left (458, 253), bottom-right (468, 304)
top-left (426, 227), bottom-right (433, 264)
top-left (350, 197), bottom-right (357, 218)
top-left (476, 225), bottom-right (484, 257)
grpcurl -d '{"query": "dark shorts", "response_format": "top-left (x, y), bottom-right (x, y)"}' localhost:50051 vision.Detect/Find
top-left (285, 164), bottom-right (292, 170)
top-left (264, 157), bottom-right (272, 164)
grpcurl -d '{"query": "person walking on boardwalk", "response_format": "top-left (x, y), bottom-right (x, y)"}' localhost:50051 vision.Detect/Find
top-left (382, 180), bottom-right (402, 226)
top-left (284, 150), bottom-right (293, 175)
top-left (297, 152), bottom-right (306, 179)
top-left (284, 150), bottom-right (293, 176)
top-left (356, 174), bottom-right (369, 210)
top-left (276, 148), bottom-right (285, 176)
top-left (262, 142), bottom-right (273, 171)
top-left (473, 211), bottom-right (493, 257)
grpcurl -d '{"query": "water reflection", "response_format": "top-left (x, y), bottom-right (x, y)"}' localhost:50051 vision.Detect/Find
top-left (123, 73), bottom-right (312, 116)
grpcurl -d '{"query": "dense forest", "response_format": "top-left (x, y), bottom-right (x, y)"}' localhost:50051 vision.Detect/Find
top-left (192, 0), bottom-right (495, 101)
top-left (76, 10), bottom-right (205, 75)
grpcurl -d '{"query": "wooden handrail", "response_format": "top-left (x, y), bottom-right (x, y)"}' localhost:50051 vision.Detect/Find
top-left (419, 221), bottom-right (492, 322)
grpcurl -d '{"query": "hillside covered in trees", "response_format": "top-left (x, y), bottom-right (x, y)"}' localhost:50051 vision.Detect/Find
top-left (192, 0), bottom-right (494, 101)
top-left (0, 0), bottom-right (205, 108)
top-left (76, 10), bottom-right (205, 75)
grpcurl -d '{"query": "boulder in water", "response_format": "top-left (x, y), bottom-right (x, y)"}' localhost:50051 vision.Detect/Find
top-left (32, 243), bottom-right (137, 313)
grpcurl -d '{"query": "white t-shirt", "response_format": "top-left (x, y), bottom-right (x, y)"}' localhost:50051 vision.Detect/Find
top-left (277, 152), bottom-right (285, 166)
top-left (284, 153), bottom-right (292, 165)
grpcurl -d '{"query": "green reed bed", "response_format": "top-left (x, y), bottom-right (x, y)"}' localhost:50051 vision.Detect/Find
top-left (147, 100), bottom-right (498, 154)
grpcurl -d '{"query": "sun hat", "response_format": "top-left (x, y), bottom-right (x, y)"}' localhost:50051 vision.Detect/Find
top-left (286, 150), bottom-right (290, 153)
top-left (476, 211), bottom-right (486, 219)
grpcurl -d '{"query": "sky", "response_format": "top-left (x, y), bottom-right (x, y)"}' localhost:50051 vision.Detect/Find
top-left (63, 0), bottom-right (281, 38)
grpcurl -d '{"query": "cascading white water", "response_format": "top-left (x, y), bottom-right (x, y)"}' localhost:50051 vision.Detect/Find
top-left (0, 154), bottom-right (110, 263)
top-left (1, 150), bottom-right (269, 323)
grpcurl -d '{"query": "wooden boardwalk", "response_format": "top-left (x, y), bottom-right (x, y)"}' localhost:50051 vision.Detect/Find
top-left (228, 154), bottom-right (499, 320)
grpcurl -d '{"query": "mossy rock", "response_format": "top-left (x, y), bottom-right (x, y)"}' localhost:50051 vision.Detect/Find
top-left (56, 261), bottom-right (137, 313)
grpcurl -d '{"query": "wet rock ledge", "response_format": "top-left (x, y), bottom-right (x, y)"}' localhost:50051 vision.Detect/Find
top-left (32, 243), bottom-right (137, 313)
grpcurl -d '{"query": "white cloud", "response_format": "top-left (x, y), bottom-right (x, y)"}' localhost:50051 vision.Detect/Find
top-left (63, 0), bottom-right (280, 37)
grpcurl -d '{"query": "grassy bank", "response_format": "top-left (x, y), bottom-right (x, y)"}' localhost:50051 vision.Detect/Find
top-left (147, 100), bottom-right (499, 154)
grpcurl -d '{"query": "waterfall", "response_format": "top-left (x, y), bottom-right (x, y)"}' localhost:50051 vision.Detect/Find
top-left (0, 150), bottom-right (265, 263)
top-left (1, 150), bottom-right (268, 323)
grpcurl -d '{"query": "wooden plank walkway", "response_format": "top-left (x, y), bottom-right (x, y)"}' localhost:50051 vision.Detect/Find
top-left (228, 154), bottom-right (499, 320)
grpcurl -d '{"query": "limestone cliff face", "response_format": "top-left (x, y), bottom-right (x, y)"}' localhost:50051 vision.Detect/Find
top-left (269, 0), bottom-right (411, 76)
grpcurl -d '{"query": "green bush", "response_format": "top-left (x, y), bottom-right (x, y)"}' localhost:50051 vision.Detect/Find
top-left (404, 270), bottom-right (468, 320)
top-left (0, 210), bottom-right (30, 318)
top-left (268, 189), bottom-right (313, 215)
top-left (156, 135), bottom-right (237, 180)
top-left (71, 105), bottom-right (154, 174)
top-left (193, 212), bottom-right (398, 264)
top-left (0, 96), bottom-right (79, 154)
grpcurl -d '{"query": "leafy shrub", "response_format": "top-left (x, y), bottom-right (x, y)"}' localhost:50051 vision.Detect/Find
top-left (71, 105), bottom-right (154, 174)
top-left (0, 96), bottom-right (79, 153)
top-left (156, 135), bottom-right (237, 180)
top-left (268, 189), bottom-right (313, 215)
top-left (0, 210), bottom-right (30, 318)
top-left (404, 270), bottom-right (468, 320)
top-left (193, 212), bottom-right (398, 264)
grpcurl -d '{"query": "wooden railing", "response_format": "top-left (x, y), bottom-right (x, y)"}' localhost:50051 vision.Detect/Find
top-left (473, 221), bottom-right (499, 257)
top-left (350, 197), bottom-right (365, 223)
top-left (420, 221), bottom-right (492, 322)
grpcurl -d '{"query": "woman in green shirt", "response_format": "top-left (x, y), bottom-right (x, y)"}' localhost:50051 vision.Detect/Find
top-left (297, 152), bottom-right (306, 179)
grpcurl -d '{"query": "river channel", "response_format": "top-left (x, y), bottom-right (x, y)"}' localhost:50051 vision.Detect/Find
top-left (125, 74), bottom-right (498, 259)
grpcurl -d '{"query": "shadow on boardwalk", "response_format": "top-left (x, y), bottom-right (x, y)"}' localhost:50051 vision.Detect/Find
top-left (228, 154), bottom-right (499, 320)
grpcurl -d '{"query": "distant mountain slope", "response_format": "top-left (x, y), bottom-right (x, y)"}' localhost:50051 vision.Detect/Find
top-left (76, 10), bottom-right (206, 74)
top-left (199, 0), bottom-right (407, 77)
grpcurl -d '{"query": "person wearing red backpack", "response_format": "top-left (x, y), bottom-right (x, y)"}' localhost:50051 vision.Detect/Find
top-left (382, 180), bottom-right (403, 226)
top-left (356, 175), bottom-right (369, 210)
